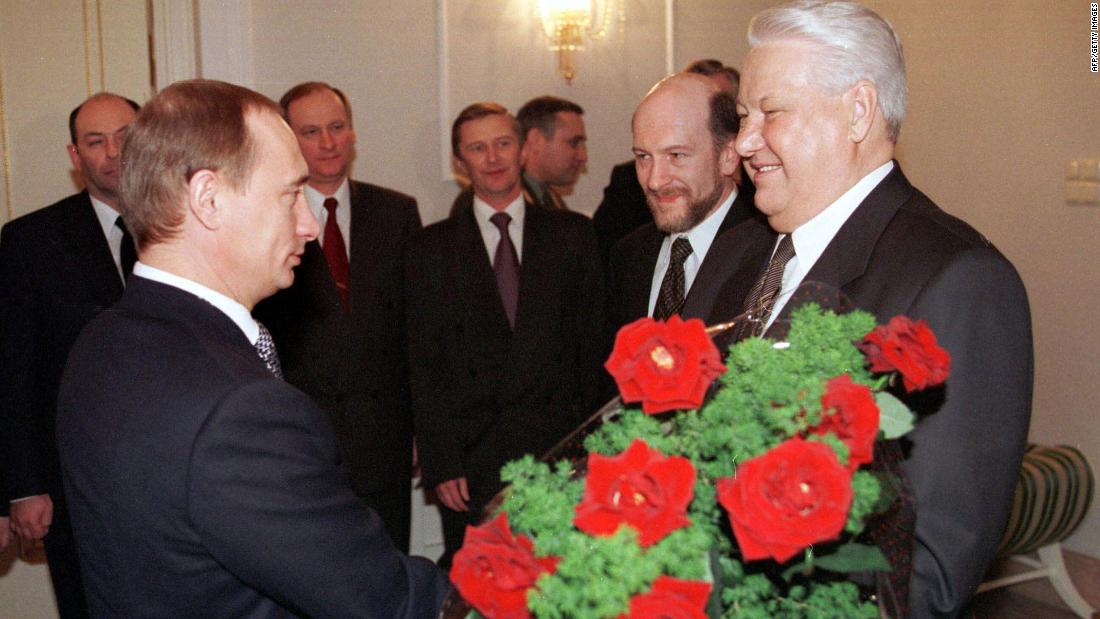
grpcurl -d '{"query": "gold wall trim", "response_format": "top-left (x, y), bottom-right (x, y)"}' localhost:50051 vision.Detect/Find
top-left (83, 0), bottom-right (93, 95)
top-left (0, 57), bottom-right (12, 223)
top-left (96, 0), bottom-right (106, 89)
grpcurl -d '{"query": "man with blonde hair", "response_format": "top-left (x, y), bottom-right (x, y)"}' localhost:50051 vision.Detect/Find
top-left (712, 2), bottom-right (1032, 616)
top-left (56, 79), bottom-right (449, 618)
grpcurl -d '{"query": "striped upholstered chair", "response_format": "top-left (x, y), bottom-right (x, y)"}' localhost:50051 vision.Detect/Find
top-left (978, 444), bottom-right (1096, 617)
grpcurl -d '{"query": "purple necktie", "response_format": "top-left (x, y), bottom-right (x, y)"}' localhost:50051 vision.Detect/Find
top-left (490, 212), bottom-right (520, 328)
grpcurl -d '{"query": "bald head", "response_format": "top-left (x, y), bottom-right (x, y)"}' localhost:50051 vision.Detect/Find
top-left (631, 73), bottom-right (740, 234)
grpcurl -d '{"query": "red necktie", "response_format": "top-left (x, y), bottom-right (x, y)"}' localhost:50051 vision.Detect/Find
top-left (490, 212), bottom-right (520, 328)
top-left (322, 197), bottom-right (350, 311)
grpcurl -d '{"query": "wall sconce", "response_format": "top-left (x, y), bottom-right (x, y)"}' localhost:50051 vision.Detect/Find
top-left (537, 0), bottom-right (625, 84)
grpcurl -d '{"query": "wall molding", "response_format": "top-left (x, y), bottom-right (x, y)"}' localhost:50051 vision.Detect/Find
top-left (151, 0), bottom-right (199, 90)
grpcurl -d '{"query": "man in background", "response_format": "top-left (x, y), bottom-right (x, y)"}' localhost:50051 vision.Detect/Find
top-left (593, 59), bottom-right (743, 260)
top-left (516, 95), bottom-right (588, 210)
top-left (256, 81), bottom-right (421, 552)
top-left (0, 91), bottom-right (140, 618)
top-left (56, 79), bottom-right (449, 617)
top-left (407, 102), bottom-right (606, 569)
top-left (607, 72), bottom-right (757, 336)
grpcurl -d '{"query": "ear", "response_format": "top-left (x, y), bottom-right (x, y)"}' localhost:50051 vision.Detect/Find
top-left (452, 154), bottom-right (470, 180)
top-left (188, 169), bottom-right (222, 230)
top-left (847, 80), bottom-right (878, 143)
top-left (66, 144), bottom-right (82, 172)
top-left (718, 136), bottom-right (739, 177)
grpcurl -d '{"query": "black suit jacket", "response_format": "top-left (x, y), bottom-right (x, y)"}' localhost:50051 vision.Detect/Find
top-left (256, 181), bottom-right (422, 495)
top-left (405, 197), bottom-right (606, 510)
top-left (709, 165), bottom-right (1033, 618)
top-left (0, 191), bottom-right (123, 503)
top-left (57, 276), bottom-right (450, 618)
top-left (607, 184), bottom-right (757, 334)
top-left (592, 160), bottom-right (650, 262)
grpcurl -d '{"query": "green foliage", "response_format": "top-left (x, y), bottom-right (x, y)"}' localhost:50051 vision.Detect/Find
top-left (490, 305), bottom-right (910, 618)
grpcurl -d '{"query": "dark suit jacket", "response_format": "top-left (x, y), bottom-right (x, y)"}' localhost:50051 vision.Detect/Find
top-left (606, 183), bottom-right (757, 334)
top-left (57, 276), bottom-right (450, 618)
top-left (406, 196), bottom-right (606, 510)
top-left (256, 181), bottom-right (422, 495)
top-left (709, 165), bottom-right (1033, 618)
top-left (0, 191), bottom-right (123, 504)
top-left (592, 160), bottom-right (650, 262)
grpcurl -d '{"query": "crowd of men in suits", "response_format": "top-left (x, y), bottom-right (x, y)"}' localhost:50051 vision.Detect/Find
top-left (0, 1), bottom-right (1032, 617)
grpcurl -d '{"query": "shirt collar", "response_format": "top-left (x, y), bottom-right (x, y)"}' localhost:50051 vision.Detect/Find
top-left (132, 262), bottom-right (260, 344)
top-left (789, 161), bottom-right (894, 272)
top-left (472, 192), bottom-right (526, 231)
top-left (674, 185), bottom-right (738, 263)
top-left (89, 194), bottom-right (120, 240)
top-left (304, 178), bottom-right (351, 222)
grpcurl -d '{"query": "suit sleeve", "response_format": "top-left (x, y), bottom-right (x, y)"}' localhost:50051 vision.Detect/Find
top-left (902, 248), bottom-right (1033, 618)
top-left (0, 224), bottom-right (49, 499)
top-left (570, 221), bottom-right (612, 418)
top-left (187, 380), bottom-right (451, 619)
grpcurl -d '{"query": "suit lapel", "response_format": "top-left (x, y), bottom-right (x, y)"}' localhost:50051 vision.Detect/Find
top-left (56, 193), bottom-right (124, 304)
top-left (513, 202), bottom-right (554, 334)
top-left (769, 163), bottom-right (914, 328)
top-left (347, 182), bottom-right (378, 316)
top-left (453, 207), bottom-right (511, 331)
top-left (683, 189), bottom-right (761, 320)
top-left (622, 227), bottom-right (663, 321)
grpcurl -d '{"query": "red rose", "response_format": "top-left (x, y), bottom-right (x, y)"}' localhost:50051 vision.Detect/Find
top-left (574, 439), bottom-right (695, 547)
top-left (808, 375), bottom-right (879, 469)
top-left (617, 575), bottom-right (712, 619)
top-left (604, 316), bottom-right (726, 414)
top-left (858, 316), bottom-right (950, 392)
top-left (717, 437), bottom-right (853, 563)
top-left (450, 513), bottom-right (559, 619)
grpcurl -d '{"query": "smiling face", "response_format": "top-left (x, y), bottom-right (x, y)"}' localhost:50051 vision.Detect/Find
top-left (216, 110), bottom-right (319, 308)
top-left (285, 87), bottom-right (356, 195)
top-left (525, 111), bottom-right (588, 186)
top-left (632, 76), bottom-right (738, 234)
top-left (67, 95), bottom-right (138, 207)
top-left (454, 113), bottom-right (523, 210)
top-left (735, 40), bottom-right (861, 233)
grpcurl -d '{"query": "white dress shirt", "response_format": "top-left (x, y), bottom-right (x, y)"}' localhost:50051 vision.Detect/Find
top-left (133, 262), bottom-right (260, 345)
top-left (305, 180), bottom-right (351, 258)
top-left (472, 193), bottom-right (526, 264)
top-left (765, 161), bottom-right (895, 331)
top-left (89, 196), bottom-right (127, 282)
top-left (647, 188), bottom-right (738, 316)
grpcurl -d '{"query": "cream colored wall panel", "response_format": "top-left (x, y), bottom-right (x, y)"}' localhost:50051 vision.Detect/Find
top-left (0, 0), bottom-right (150, 223)
top-left (0, 0), bottom-right (89, 220)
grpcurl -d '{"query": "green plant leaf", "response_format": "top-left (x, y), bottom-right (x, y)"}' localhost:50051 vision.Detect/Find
top-left (876, 391), bottom-right (915, 439)
top-left (813, 543), bottom-right (892, 574)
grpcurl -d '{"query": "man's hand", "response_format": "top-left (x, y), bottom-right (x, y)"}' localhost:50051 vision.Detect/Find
top-left (10, 494), bottom-right (53, 540)
top-left (0, 517), bottom-right (11, 552)
top-left (435, 477), bottom-right (469, 512)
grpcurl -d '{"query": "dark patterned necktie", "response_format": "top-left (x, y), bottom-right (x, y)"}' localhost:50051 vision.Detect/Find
top-left (254, 322), bottom-right (283, 379)
top-left (490, 212), bottom-right (520, 328)
top-left (115, 216), bottom-right (137, 281)
top-left (734, 234), bottom-right (796, 340)
top-left (322, 197), bottom-right (350, 312)
top-left (653, 237), bottom-right (693, 320)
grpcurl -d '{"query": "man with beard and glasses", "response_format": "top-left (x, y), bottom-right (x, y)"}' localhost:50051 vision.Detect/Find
top-left (606, 72), bottom-right (758, 337)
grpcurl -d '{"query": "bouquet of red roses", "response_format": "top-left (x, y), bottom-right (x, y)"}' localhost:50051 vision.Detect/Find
top-left (447, 305), bottom-right (949, 619)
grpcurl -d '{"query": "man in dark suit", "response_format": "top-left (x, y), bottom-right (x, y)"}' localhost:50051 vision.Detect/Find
top-left (608, 72), bottom-right (756, 335)
top-left (593, 59), bottom-right (742, 260)
top-left (516, 96), bottom-right (588, 211)
top-left (407, 102), bottom-right (606, 568)
top-left (255, 82), bottom-right (421, 553)
top-left (0, 92), bottom-right (140, 618)
top-left (712, 3), bottom-right (1032, 616)
top-left (55, 79), bottom-right (449, 618)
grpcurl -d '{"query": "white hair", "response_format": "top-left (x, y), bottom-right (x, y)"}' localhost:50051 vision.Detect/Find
top-left (748, 0), bottom-right (907, 141)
